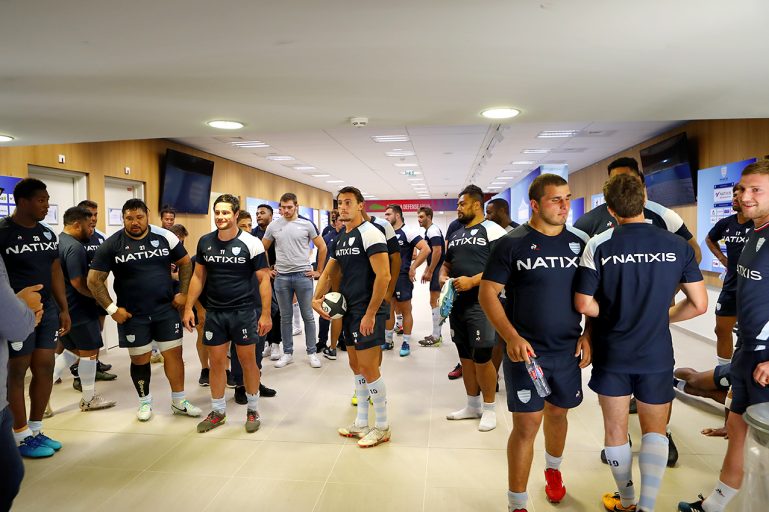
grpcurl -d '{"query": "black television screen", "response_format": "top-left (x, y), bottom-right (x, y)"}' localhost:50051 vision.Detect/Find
top-left (639, 133), bottom-right (696, 207)
top-left (160, 149), bottom-right (214, 214)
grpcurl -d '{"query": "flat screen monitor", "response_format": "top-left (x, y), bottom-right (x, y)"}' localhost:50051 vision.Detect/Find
top-left (640, 133), bottom-right (696, 207)
top-left (160, 149), bottom-right (214, 214)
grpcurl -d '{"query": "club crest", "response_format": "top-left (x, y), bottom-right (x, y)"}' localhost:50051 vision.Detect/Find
top-left (517, 390), bottom-right (531, 404)
top-left (10, 341), bottom-right (23, 351)
top-left (569, 242), bottom-right (581, 254)
top-left (150, 240), bottom-right (160, 248)
top-left (348, 236), bottom-right (356, 246)
top-left (126, 334), bottom-right (135, 343)
top-left (232, 247), bottom-right (241, 255)
top-left (205, 331), bottom-right (213, 341)
top-left (44, 231), bottom-right (52, 240)
top-left (470, 229), bottom-right (479, 236)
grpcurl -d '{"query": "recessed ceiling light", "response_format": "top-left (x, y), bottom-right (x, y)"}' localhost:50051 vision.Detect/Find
top-left (385, 150), bottom-right (415, 157)
top-left (311, 174), bottom-right (330, 178)
top-left (231, 140), bottom-right (269, 148)
top-left (501, 169), bottom-right (524, 174)
top-left (522, 149), bottom-right (550, 154)
top-left (394, 163), bottom-right (419, 168)
top-left (512, 160), bottom-right (535, 165)
top-left (488, 186), bottom-right (502, 190)
top-left (326, 180), bottom-right (344, 183)
top-left (372, 135), bottom-right (410, 143)
top-left (481, 107), bottom-right (520, 120)
top-left (266, 155), bottom-right (295, 161)
top-left (292, 166), bottom-right (316, 171)
top-left (0, 135), bottom-right (14, 142)
top-left (490, 182), bottom-right (505, 186)
top-left (495, 176), bottom-right (514, 180)
top-left (537, 130), bottom-right (579, 138)
top-left (207, 120), bottom-right (245, 130)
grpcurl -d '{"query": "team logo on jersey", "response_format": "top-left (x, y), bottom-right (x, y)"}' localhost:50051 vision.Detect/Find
top-left (530, 243), bottom-right (539, 251)
top-left (568, 242), bottom-right (581, 254)
top-left (720, 377), bottom-right (729, 387)
top-left (758, 238), bottom-right (766, 252)
top-left (716, 302), bottom-right (722, 311)
top-left (126, 335), bottom-right (135, 343)
top-left (151, 240), bottom-right (160, 248)
top-left (517, 390), bottom-right (531, 404)
top-left (43, 231), bottom-right (52, 240)
top-left (205, 331), bottom-right (213, 340)
top-left (348, 236), bottom-right (356, 246)
top-left (576, 390), bottom-right (581, 398)
top-left (10, 341), bottom-right (23, 351)
top-left (232, 247), bottom-right (241, 255)
top-left (606, 221), bottom-right (613, 228)
top-left (470, 229), bottom-right (478, 236)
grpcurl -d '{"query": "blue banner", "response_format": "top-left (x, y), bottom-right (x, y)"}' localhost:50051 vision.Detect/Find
top-left (0, 175), bottom-right (22, 218)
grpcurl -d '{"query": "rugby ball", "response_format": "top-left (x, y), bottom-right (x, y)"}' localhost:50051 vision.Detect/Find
top-left (322, 292), bottom-right (347, 319)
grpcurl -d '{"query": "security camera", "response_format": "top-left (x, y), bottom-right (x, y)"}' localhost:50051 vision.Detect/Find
top-left (350, 117), bottom-right (368, 127)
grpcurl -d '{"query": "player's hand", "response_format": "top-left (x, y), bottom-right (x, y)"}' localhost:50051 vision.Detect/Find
top-left (360, 313), bottom-right (375, 336)
top-left (506, 334), bottom-right (535, 364)
top-left (172, 293), bottom-right (187, 312)
top-left (34, 309), bottom-right (43, 326)
top-left (408, 267), bottom-right (416, 282)
top-left (313, 296), bottom-right (331, 320)
top-left (58, 310), bottom-right (71, 336)
top-left (182, 308), bottom-right (196, 332)
top-left (452, 275), bottom-right (474, 292)
top-left (257, 312), bottom-right (273, 336)
top-left (111, 307), bottom-right (132, 325)
top-left (421, 269), bottom-right (432, 284)
top-left (16, 284), bottom-right (43, 313)
top-left (753, 361), bottom-right (769, 387)
top-left (575, 334), bottom-right (592, 368)
top-left (305, 270), bottom-right (320, 279)
top-left (269, 269), bottom-right (277, 279)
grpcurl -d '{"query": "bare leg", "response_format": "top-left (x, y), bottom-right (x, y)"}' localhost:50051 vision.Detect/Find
top-left (475, 360), bottom-right (497, 403)
top-left (7, 355), bottom-right (32, 430)
top-left (28, 348), bottom-right (55, 422)
top-left (509, 411), bottom-right (544, 492)
top-left (714, 316), bottom-right (736, 361)
top-left (160, 345), bottom-right (185, 393)
top-left (207, 344), bottom-right (228, 400)
top-left (460, 358), bottom-right (480, 397)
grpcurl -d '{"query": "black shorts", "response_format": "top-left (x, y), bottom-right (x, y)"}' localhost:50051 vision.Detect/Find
top-left (449, 303), bottom-right (496, 351)
top-left (8, 299), bottom-right (59, 358)
top-left (589, 367), bottom-right (675, 404)
top-left (429, 267), bottom-right (441, 292)
top-left (204, 308), bottom-right (259, 347)
top-left (393, 273), bottom-right (413, 302)
top-left (729, 344), bottom-right (769, 414)
top-left (117, 307), bottom-right (182, 349)
top-left (715, 289), bottom-right (737, 317)
top-left (343, 307), bottom-right (386, 351)
top-left (60, 320), bottom-right (103, 351)
top-left (713, 363), bottom-right (732, 390)
top-left (504, 352), bottom-right (583, 413)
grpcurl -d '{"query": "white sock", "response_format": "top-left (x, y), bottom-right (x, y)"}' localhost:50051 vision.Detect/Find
top-left (431, 307), bottom-right (442, 338)
top-left (354, 374), bottom-right (369, 427)
top-left (605, 442), bottom-right (635, 507)
top-left (447, 395), bottom-right (482, 420)
top-left (246, 392), bottom-right (259, 411)
top-left (702, 480), bottom-right (739, 512)
top-left (479, 402), bottom-right (496, 432)
top-left (638, 432), bottom-right (668, 511)
top-left (367, 377), bottom-right (388, 429)
top-left (139, 393), bottom-right (153, 406)
top-left (716, 356), bottom-right (731, 366)
top-left (507, 490), bottom-right (528, 511)
top-left (211, 396), bottom-right (226, 414)
top-left (403, 334), bottom-right (411, 344)
top-left (13, 427), bottom-right (33, 444)
top-left (385, 329), bottom-right (394, 342)
top-left (675, 379), bottom-right (687, 392)
top-left (79, 358), bottom-right (97, 402)
top-left (171, 391), bottom-right (185, 407)
top-left (53, 349), bottom-right (78, 381)
top-left (545, 452), bottom-right (563, 470)
top-left (28, 420), bottom-right (42, 435)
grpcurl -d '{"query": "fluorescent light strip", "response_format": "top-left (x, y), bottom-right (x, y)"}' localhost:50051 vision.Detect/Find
top-left (372, 135), bottom-right (410, 143)
top-left (495, 176), bottom-right (514, 180)
top-left (326, 180), bottom-right (344, 183)
top-left (537, 130), bottom-right (579, 138)
top-left (522, 149), bottom-right (550, 154)
top-left (512, 160), bottom-right (535, 165)
top-left (407, 178), bottom-right (423, 181)
top-left (292, 166), bottom-right (316, 171)
top-left (311, 174), bottom-right (330, 178)
top-left (385, 150), bottom-right (415, 157)
top-left (266, 155), bottom-right (295, 161)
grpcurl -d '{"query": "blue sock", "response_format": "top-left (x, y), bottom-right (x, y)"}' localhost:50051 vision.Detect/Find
top-left (367, 377), bottom-right (388, 429)
top-left (354, 375), bottom-right (369, 427)
top-left (638, 433), bottom-right (668, 511)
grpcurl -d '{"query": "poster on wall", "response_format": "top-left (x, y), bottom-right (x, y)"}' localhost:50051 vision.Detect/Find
top-left (245, 197), bottom-right (280, 225)
top-left (591, 193), bottom-right (605, 209)
top-left (0, 175), bottom-right (22, 218)
top-left (568, 197), bottom-right (585, 226)
top-left (696, 158), bottom-right (756, 273)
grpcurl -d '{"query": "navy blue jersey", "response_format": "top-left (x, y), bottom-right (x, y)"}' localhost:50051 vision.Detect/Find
top-left (445, 220), bottom-right (507, 308)
top-left (708, 214), bottom-right (753, 292)
top-left (91, 225), bottom-right (187, 316)
top-left (483, 224), bottom-right (589, 354)
top-left (252, 225), bottom-right (276, 267)
top-left (332, 221), bottom-right (388, 310)
top-left (196, 230), bottom-right (267, 311)
top-left (369, 216), bottom-right (400, 255)
top-left (735, 222), bottom-right (769, 345)
top-left (84, 229), bottom-right (106, 265)
top-left (424, 223), bottom-right (446, 268)
top-left (574, 201), bottom-right (693, 240)
top-left (319, 227), bottom-right (342, 266)
top-left (446, 219), bottom-right (463, 239)
top-left (576, 223), bottom-right (702, 373)
top-left (0, 217), bottom-right (59, 302)
top-left (394, 224), bottom-right (424, 274)
top-left (321, 224), bottom-right (335, 238)
top-left (58, 232), bottom-right (100, 325)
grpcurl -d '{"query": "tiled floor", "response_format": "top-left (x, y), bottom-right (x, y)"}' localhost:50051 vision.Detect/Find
top-left (14, 284), bottom-right (745, 511)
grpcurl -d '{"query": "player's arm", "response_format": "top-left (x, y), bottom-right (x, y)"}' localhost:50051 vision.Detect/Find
top-left (687, 237), bottom-right (702, 264)
top-left (312, 258), bottom-right (342, 320)
top-left (309, 234), bottom-right (327, 277)
top-left (261, 237), bottom-right (273, 252)
top-left (576, 318), bottom-right (592, 368)
top-left (574, 293), bottom-right (599, 318)
top-left (385, 252), bottom-right (401, 301)
top-left (255, 267), bottom-right (273, 336)
top-left (172, 254), bottom-right (192, 310)
top-left (69, 275), bottom-right (94, 298)
top-left (183, 263), bottom-right (207, 331)
top-left (453, 272), bottom-right (483, 292)
top-left (87, 269), bottom-right (132, 324)
top-left (50, 258), bottom-right (71, 335)
top-left (479, 279), bottom-right (534, 363)
top-left (409, 239), bottom-right (430, 281)
top-left (360, 252), bottom-right (390, 336)
top-left (421, 243), bottom-right (442, 283)
top-left (669, 280), bottom-right (708, 323)
top-left (705, 238), bottom-right (728, 267)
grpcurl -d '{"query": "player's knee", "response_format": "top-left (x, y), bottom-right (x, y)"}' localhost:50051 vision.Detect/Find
top-left (472, 347), bottom-right (493, 364)
top-left (456, 344), bottom-right (472, 360)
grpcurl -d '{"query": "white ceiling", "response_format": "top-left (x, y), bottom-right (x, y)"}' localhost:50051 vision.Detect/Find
top-left (2, 0), bottom-right (767, 198)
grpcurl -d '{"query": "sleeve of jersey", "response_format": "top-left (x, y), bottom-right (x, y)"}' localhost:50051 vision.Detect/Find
top-left (483, 220), bottom-right (508, 250)
top-left (245, 235), bottom-right (268, 271)
top-left (362, 227), bottom-right (388, 258)
top-left (263, 222), bottom-right (275, 242)
top-left (195, 238), bottom-right (207, 267)
top-left (680, 244), bottom-right (704, 283)
top-left (707, 218), bottom-right (727, 243)
top-left (89, 238), bottom-right (113, 272)
top-left (482, 236), bottom-right (514, 285)
top-left (65, 245), bottom-right (88, 280)
top-left (382, 222), bottom-right (400, 254)
top-left (575, 238), bottom-right (601, 296)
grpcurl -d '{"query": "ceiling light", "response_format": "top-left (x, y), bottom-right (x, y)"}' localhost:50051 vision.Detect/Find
top-left (326, 180), bottom-right (344, 183)
top-left (311, 174), bottom-right (330, 178)
top-left (501, 169), bottom-right (523, 174)
top-left (481, 108), bottom-right (520, 120)
top-left (0, 135), bottom-right (14, 142)
top-left (491, 182), bottom-right (505, 186)
top-left (266, 155), bottom-right (295, 161)
top-left (537, 130), bottom-right (579, 138)
top-left (394, 163), bottom-right (419, 168)
top-left (372, 135), bottom-right (410, 143)
top-left (292, 166), bottom-right (316, 171)
top-left (407, 177), bottom-right (423, 181)
top-left (231, 140), bottom-right (269, 148)
top-left (488, 186), bottom-right (502, 190)
top-left (522, 149), bottom-right (550, 154)
top-left (512, 160), bottom-right (535, 165)
top-left (207, 120), bottom-right (245, 130)
top-left (385, 150), bottom-right (415, 157)
top-left (495, 176), bottom-right (514, 180)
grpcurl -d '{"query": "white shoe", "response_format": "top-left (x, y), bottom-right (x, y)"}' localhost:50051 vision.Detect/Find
top-left (269, 343), bottom-right (282, 361)
top-left (137, 402), bottom-right (153, 421)
top-left (478, 409), bottom-right (497, 431)
top-left (171, 399), bottom-right (202, 417)
top-left (262, 344), bottom-right (272, 358)
top-left (292, 326), bottom-right (302, 336)
top-left (309, 353), bottom-right (322, 368)
top-left (274, 353), bottom-right (294, 368)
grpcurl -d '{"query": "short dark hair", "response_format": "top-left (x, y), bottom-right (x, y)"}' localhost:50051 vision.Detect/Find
top-left (386, 204), bottom-right (403, 220)
top-left (529, 174), bottom-right (568, 202)
top-left (77, 199), bottom-right (98, 210)
top-left (742, 159), bottom-right (769, 177)
top-left (418, 206), bottom-right (434, 218)
top-left (13, 178), bottom-right (47, 203)
top-left (63, 206), bottom-right (92, 226)
top-left (237, 210), bottom-right (252, 221)
top-left (169, 224), bottom-right (188, 238)
top-left (487, 198), bottom-right (509, 214)
top-left (459, 184), bottom-right (484, 203)
top-left (279, 192), bottom-right (298, 204)
top-left (603, 174), bottom-right (645, 218)
top-left (257, 203), bottom-right (273, 214)
top-left (607, 157), bottom-right (645, 184)
top-left (337, 186), bottom-right (364, 203)
top-left (213, 194), bottom-right (240, 213)
top-left (160, 205), bottom-right (176, 217)
top-left (330, 209), bottom-right (339, 221)
top-left (122, 198), bottom-right (148, 215)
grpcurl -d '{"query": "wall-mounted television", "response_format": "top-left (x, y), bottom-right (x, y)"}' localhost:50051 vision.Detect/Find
top-left (639, 133), bottom-right (696, 207)
top-left (159, 149), bottom-right (214, 214)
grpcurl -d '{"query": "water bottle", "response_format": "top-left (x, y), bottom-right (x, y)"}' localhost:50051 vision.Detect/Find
top-left (526, 357), bottom-right (551, 398)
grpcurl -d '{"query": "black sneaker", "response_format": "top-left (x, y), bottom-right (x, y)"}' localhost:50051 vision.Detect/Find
top-left (259, 383), bottom-right (277, 398)
top-left (95, 370), bottom-right (117, 381)
top-left (97, 360), bottom-right (112, 372)
top-left (316, 341), bottom-right (327, 352)
top-left (339, 343), bottom-right (347, 352)
top-left (73, 377), bottom-right (82, 392)
top-left (234, 385), bottom-right (247, 405)
top-left (667, 432), bottom-right (678, 467)
top-left (677, 495), bottom-right (706, 511)
top-left (70, 363), bottom-right (79, 378)
top-left (323, 347), bottom-right (337, 360)
top-left (198, 368), bottom-right (210, 387)
top-left (226, 369), bottom-right (236, 389)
